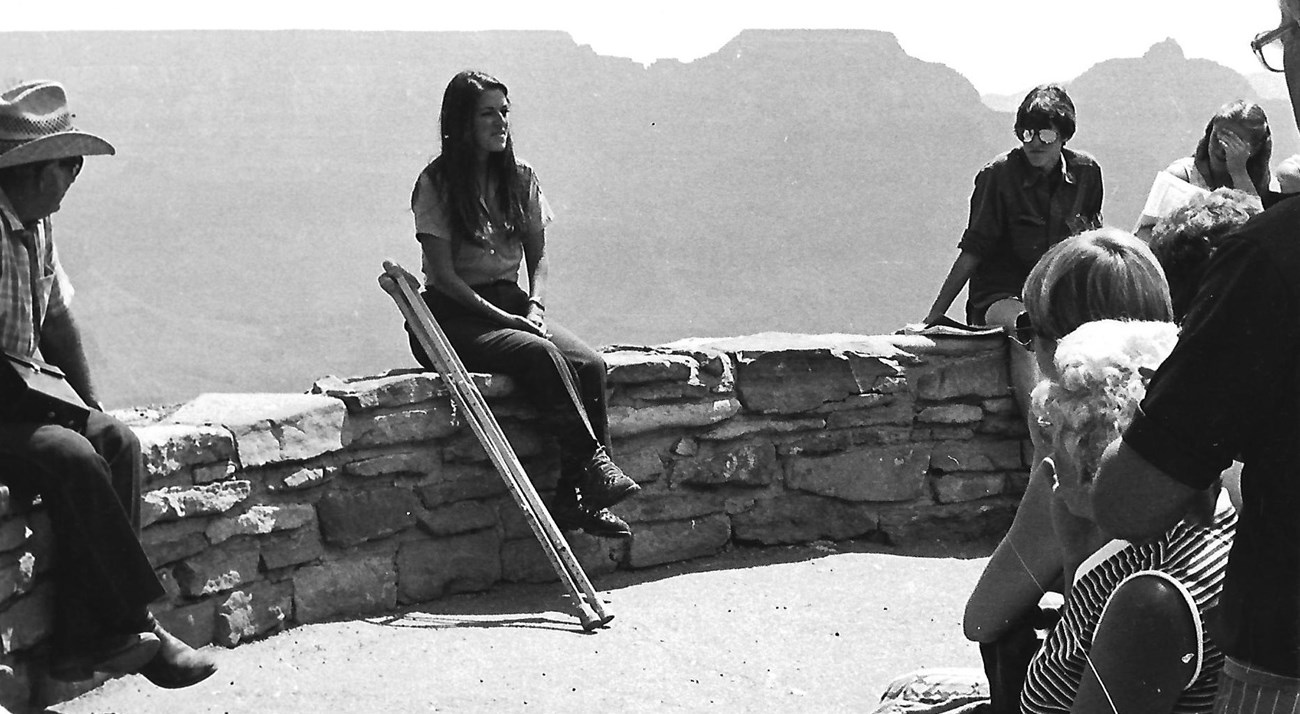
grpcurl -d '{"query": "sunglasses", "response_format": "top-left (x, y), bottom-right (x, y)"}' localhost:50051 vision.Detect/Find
top-left (1017, 128), bottom-right (1060, 145)
top-left (1013, 312), bottom-right (1036, 351)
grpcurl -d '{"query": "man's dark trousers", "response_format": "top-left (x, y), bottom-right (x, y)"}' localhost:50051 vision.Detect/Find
top-left (0, 411), bottom-right (164, 653)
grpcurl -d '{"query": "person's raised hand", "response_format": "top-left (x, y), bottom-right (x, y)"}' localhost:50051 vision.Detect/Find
top-left (1219, 131), bottom-right (1253, 174)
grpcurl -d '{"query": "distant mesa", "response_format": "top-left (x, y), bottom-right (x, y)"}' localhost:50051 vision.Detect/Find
top-left (1144, 37), bottom-right (1186, 62)
top-left (981, 38), bottom-right (1257, 112)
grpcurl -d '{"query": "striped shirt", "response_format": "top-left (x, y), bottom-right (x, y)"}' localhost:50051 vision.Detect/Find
top-left (0, 187), bottom-right (74, 358)
top-left (1023, 495), bottom-right (1237, 714)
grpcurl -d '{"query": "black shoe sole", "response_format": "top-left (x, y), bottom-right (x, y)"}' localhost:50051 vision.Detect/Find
top-left (583, 523), bottom-right (633, 538)
top-left (49, 634), bottom-right (161, 682)
top-left (582, 481), bottom-right (641, 511)
top-left (553, 517), bottom-right (633, 539)
top-left (140, 660), bottom-right (219, 689)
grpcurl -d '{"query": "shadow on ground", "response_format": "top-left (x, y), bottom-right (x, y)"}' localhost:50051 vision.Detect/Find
top-left (53, 539), bottom-right (996, 714)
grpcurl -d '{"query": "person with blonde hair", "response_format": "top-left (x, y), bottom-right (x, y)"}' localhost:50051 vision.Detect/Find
top-left (876, 231), bottom-right (1224, 714)
top-left (1019, 319), bottom-right (1235, 714)
top-left (963, 228), bottom-right (1174, 713)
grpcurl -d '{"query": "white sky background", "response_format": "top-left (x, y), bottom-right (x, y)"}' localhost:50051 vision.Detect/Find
top-left (6, 0), bottom-right (1289, 95)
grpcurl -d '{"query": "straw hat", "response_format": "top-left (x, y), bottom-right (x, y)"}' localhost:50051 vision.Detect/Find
top-left (0, 80), bottom-right (114, 170)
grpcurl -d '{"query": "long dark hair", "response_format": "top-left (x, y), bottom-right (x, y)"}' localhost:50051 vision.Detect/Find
top-left (1193, 100), bottom-right (1272, 194)
top-left (414, 70), bottom-right (528, 243)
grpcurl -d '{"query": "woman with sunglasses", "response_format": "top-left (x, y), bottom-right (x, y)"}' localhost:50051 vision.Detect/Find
top-left (922, 84), bottom-right (1103, 457)
top-left (405, 70), bottom-right (640, 539)
top-left (961, 228), bottom-right (1173, 713)
top-left (1135, 100), bottom-right (1273, 237)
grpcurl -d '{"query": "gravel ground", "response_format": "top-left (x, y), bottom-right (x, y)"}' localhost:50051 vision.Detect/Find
top-left (51, 540), bottom-right (993, 714)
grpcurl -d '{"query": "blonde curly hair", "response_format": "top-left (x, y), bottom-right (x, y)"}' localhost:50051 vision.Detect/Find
top-left (1031, 320), bottom-right (1180, 483)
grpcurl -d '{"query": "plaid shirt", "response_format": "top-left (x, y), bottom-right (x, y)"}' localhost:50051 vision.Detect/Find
top-left (0, 187), bottom-right (74, 358)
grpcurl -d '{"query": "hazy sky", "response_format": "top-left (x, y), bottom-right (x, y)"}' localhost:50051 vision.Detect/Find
top-left (8, 0), bottom-right (1289, 94)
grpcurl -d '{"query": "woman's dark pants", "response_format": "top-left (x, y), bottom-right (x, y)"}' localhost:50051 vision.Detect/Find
top-left (407, 282), bottom-right (610, 480)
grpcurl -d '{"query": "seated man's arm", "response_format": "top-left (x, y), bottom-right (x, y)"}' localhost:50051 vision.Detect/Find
top-left (39, 308), bottom-right (101, 410)
top-left (1070, 574), bottom-right (1200, 714)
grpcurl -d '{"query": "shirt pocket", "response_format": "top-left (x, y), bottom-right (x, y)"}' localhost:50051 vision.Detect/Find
top-left (1009, 213), bottom-right (1048, 267)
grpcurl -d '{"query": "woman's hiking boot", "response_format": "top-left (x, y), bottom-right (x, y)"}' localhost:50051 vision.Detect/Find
top-left (577, 446), bottom-right (640, 510)
top-left (551, 485), bottom-right (633, 538)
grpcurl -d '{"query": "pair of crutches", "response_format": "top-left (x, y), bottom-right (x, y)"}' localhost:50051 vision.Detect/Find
top-left (377, 261), bottom-right (614, 631)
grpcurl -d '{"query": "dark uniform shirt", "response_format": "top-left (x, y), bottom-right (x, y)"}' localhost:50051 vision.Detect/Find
top-left (958, 147), bottom-right (1103, 324)
top-left (1124, 197), bottom-right (1300, 677)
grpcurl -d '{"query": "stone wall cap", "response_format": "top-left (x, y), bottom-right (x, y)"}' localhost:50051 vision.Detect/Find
top-left (164, 393), bottom-right (344, 426)
top-left (663, 332), bottom-right (914, 359)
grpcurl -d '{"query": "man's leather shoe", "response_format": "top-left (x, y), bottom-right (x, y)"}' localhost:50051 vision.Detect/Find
top-left (137, 621), bottom-right (218, 689)
top-left (49, 632), bottom-right (161, 682)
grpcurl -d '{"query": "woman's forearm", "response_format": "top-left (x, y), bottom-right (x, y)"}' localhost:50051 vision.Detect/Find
top-left (523, 229), bottom-right (548, 305)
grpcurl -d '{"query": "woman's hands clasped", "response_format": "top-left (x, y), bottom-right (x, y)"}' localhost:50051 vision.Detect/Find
top-left (502, 302), bottom-right (547, 338)
top-left (525, 303), bottom-right (548, 337)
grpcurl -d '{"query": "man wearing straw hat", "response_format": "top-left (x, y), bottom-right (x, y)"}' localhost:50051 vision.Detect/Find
top-left (0, 79), bottom-right (217, 688)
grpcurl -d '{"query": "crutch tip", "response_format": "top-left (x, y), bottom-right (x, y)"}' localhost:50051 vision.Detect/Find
top-left (577, 603), bottom-right (605, 631)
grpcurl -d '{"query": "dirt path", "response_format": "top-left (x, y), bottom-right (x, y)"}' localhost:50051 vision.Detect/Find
top-left (52, 541), bottom-right (992, 713)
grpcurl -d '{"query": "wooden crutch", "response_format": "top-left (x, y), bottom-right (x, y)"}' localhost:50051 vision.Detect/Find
top-left (378, 261), bottom-right (614, 631)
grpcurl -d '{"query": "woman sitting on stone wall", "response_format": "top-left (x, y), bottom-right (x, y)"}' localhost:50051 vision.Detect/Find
top-left (1134, 100), bottom-right (1273, 237)
top-left (404, 70), bottom-right (639, 538)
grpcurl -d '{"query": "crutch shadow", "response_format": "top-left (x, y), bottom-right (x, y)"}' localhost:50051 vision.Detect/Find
top-left (365, 610), bottom-right (576, 633)
top-left (362, 584), bottom-right (601, 635)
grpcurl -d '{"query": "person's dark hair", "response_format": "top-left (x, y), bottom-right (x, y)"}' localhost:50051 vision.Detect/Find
top-left (1015, 84), bottom-right (1077, 141)
top-left (1194, 100), bottom-right (1273, 194)
top-left (1150, 188), bottom-right (1262, 322)
top-left (1022, 227), bottom-right (1173, 342)
top-left (413, 70), bottom-right (527, 243)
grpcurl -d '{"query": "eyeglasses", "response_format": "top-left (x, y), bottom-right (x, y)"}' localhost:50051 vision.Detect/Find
top-left (1016, 128), bottom-right (1060, 145)
top-left (1252, 23), bottom-right (1299, 72)
top-left (1013, 312), bottom-right (1036, 351)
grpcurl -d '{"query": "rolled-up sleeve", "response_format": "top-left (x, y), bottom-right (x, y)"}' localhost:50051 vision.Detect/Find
top-left (411, 172), bottom-right (452, 241)
top-left (957, 166), bottom-right (1003, 256)
top-left (44, 226), bottom-right (74, 317)
top-left (522, 166), bottom-right (554, 237)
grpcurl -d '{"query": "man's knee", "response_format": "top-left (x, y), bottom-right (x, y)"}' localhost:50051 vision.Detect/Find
top-left (573, 352), bottom-right (607, 382)
top-left (24, 425), bottom-right (109, 484)
top-left (90, 414), bottom-right (141, 462)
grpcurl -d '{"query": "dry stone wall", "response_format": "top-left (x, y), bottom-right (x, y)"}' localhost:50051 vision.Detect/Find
top-left (0, 332), bottom-right (1027, 710)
